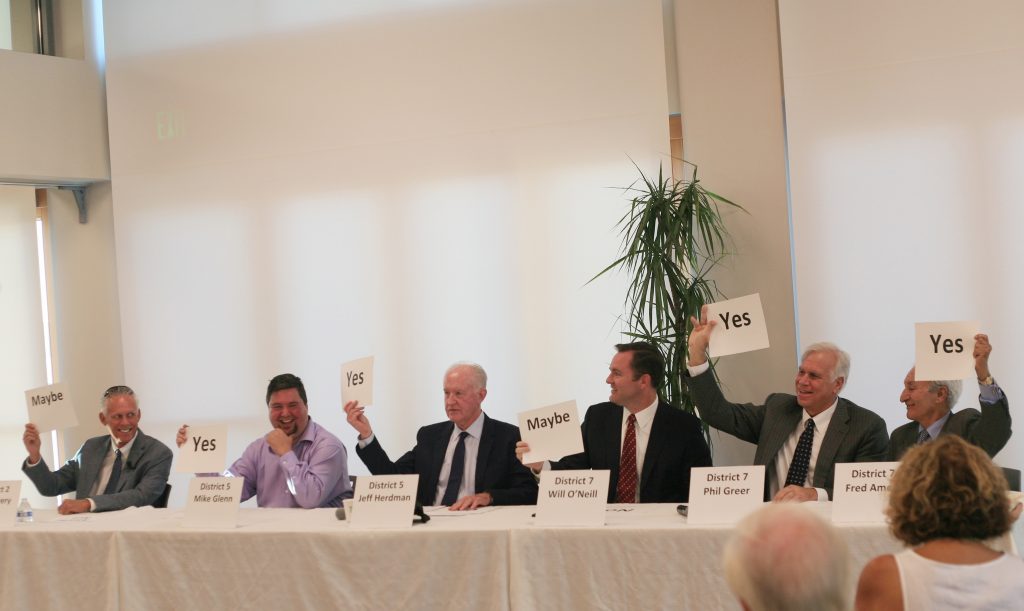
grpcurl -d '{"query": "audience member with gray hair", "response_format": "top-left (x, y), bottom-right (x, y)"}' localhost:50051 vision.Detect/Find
top-left (888, 333), bottom-right (1011, 460)
top-left (685, 305), bottom-right (889, 502)
top-left (724, 503), bottom-right (850, 611)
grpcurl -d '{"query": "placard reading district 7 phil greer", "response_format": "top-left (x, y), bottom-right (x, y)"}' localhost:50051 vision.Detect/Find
top-left (341, 356), bottom-right (374, 407)
top-left (25, 383), bottom-right (78, 432)
top-left (517, 400), bottom-right (583, 464)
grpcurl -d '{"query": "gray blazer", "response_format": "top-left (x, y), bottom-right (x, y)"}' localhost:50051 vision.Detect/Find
top-left (22, 429), bottom-right (173, 512)
top-left (888, 394), bottom-right (1011, 461)
top-left (685, 369), bottom-right (889, 499)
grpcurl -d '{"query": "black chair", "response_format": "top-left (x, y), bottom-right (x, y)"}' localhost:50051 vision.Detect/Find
top-left (153, 483), bottom-right (172, 508)
top-left (1001, 467), bottom-right (1021, 492)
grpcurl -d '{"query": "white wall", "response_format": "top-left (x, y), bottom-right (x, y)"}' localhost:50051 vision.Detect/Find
top-left (102, 0), bottom-right (673, 506)
top-left (779, 0), bottom-right (1023, 472)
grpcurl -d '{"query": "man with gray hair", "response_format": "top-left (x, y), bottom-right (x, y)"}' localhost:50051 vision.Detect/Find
top-left (888, 333), bottom-right (1011, 460)
top-left (724, 503), bottom-right (850, 611)
top-left (344, 362), bottom-right (537, 509)
top-left (22, 385), bottom-right (172, 513)
top-left (685, 306), bottom-right (888, 502)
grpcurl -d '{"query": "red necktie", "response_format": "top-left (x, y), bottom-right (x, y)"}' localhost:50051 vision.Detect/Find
top-left (616, 414), bottom-right (638, 503)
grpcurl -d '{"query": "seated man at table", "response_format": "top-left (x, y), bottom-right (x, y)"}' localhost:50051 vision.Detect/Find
top-left (888, 333), bottom-right (1011, 461)
top-left (177, 373), bottom-right (352, 508)
top-left (724, 503), bottom-right (850, 611)
top-left (685, 306), bottom-right (889, 502)
top-left (344, 362), bottom-right (537, 510)
top-left (22, 385), bottom-right (173, 514)
top-left (516, 342), bottom-right (712, 503)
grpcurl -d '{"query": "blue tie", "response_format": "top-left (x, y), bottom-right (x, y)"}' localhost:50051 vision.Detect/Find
top-left (103, 449), bottom-right (123, 495)
top-left (441, 432), bottom-right (469, 506)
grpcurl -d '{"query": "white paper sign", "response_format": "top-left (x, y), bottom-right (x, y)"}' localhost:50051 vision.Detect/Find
top-left (25, 383), bottom-right (78, 432)
top-left (915, 321), bottom-right (979, 380)
top-left (341, 356), bottom-right (374, 407)
top-left (0, 481), bottom-right (21, 526)
top-left (175, 425), bottom-right (229, 473)
top-left (517, 400), bottom-right (583, 464)
top-left (349, 474), bottom-right (418, 529)
top-left (687, 466), bottom-right (765, 524)
top-left (706, 293), bottom-right (770, 358)
top-left (534, 469), bottom-right (610, 527)
top-left (831, 462), bottom-right (897, 523)
top-left (182, 477), bottom-right (244, 529)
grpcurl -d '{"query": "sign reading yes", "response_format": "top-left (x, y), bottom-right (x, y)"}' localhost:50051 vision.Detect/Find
top-left (25, 383), bottom-right (78, 432)
top-left (517, 400), bottom-right (583, 464)
top-left (915, 321), bottom-right (978, 380)
top-left (706, 293), bottom-right (770, 358)
top-left (341, 356), bottom-right (374, 407)
top-left (176, 424), bottom-right (228, 473)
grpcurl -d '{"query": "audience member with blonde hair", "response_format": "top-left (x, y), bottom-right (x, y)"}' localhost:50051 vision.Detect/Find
top-left (724, 503), bottom-right (850, 611)
top-left (856, 435), bottom-right (1024, 610)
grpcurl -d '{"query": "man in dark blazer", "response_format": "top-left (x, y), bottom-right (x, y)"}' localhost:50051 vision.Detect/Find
top-left (344, 362), bottom-right (537, 509)
top-left (685, 306), bottom-right (888, 502)
top-left (22, 385), bottom-right (172, 513)
top-left (888, 333), bottom-right (1011, 461)
top-left (517, 342), bottom-right (712, 503)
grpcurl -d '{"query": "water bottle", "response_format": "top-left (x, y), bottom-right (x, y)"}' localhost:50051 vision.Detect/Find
top-left (16, 498), bottom-right (33, 523)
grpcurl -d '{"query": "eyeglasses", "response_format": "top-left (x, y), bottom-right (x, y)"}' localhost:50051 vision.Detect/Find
top-left (103, 385), bottom-right (135, 398)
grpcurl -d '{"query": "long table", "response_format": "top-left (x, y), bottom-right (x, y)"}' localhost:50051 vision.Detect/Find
top-left (0, 504), bottom-right (1017, 610)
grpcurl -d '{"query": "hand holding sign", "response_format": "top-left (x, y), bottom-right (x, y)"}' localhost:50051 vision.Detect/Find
top-left (516, 400), bottom-right (583, 464)
top-left (176, 424), bottom-right (229, 473)
top-left (705, 293), bottom-right (770, 358)
top-left (25, 383), bottom-right (78, 432)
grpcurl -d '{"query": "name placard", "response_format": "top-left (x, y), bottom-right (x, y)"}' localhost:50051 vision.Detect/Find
top-left (915, 321), bottom-right (978, 380)
top-left (175, 424), bottom-right (229, 473)
top-left (535, 469), bottom-right (609, 527)
top-left (25, 383), bottom-right (78, 432)
top-left (687, 466), bottom-right (765, 524)
top-left (517, 400), bottom-right (583, 464)
top-left (0, 481), bottom-right (21, 526)
top-left (831, 462), bottom-right (897, 523)
top-left (341, 356), bottom-right (374, 407)
top-left (182, 477), bottom-right (244, 529)
top-left (349, 475), bottom-right (417, 529)
top-left (707, 293), bottom-right (771, 358)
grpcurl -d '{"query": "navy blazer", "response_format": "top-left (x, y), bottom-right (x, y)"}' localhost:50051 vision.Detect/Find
top-left (356, 413), bottom-right (538, 506)
top-left (888, 394), bottom-right (1011, 460)
top-left (22, 429), bottom-right (173, 512)
top-left (551, 401), bottom-right (711, 503)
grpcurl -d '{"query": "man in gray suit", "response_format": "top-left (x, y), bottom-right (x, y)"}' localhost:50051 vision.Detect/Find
top-left (888, 333), bottom-right (1011, 460)
top-left (685, 306), bottom-right (888, 502)
top-left (22, 385), bottom-right (172, 514)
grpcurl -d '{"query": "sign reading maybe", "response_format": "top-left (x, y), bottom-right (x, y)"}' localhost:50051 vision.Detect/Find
top-left (687, 466), bottom-right (764, 525)
top-left (706, 293), bottom-right (771, 358)
top-left (25, 383), bottom-right (78, 432)
top-left (175, 424), bottom-right (229, 473)
top-left (831, 462), bottom-right (897, 523)
top-left (349, 474), bottom-right (418, 529)
top-left (341, 356), bottom-right (375, 407)
top-left (182, 477), bottom-right (244, 529)
top-left (534, 469), bottom-right (610, 527)
top-left (914, 321), bottom-right (978, 380)
top-left (517, 400), bottom-right (583, 464)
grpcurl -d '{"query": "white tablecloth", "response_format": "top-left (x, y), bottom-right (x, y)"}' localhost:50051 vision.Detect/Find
top-left (1, 503), bottom-right (1016, 610)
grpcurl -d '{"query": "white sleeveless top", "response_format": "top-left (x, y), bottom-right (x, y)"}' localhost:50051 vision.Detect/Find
top-left (895, 547), bottom-right (1024, 611)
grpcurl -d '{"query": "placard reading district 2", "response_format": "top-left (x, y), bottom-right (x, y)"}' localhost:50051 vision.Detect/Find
top-left (182, 476), bottom-right (244, 529)
top-left (535, 469), bottom-right (610, 527)
top-left (687, 465), bottom-right (764, 525)
top-left (341, 356), bottom-right (374, 407)
top-left (517, 400), bottom-right (583, 464)
top-left (349, 474), bottom-right (417, 529)
top-left (831, 462), bottom-right (897, 523)
top-left (0, 481), bottom-right (21, 527)
top-left (706, 293), bottom-right (770, 358)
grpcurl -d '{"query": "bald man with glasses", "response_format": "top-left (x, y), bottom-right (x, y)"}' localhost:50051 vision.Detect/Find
top-left (22, 385), bottom-right (173, 514)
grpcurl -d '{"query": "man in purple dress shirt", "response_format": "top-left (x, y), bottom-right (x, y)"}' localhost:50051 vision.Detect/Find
top-left (177, 373), bottom-right (351, 507)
